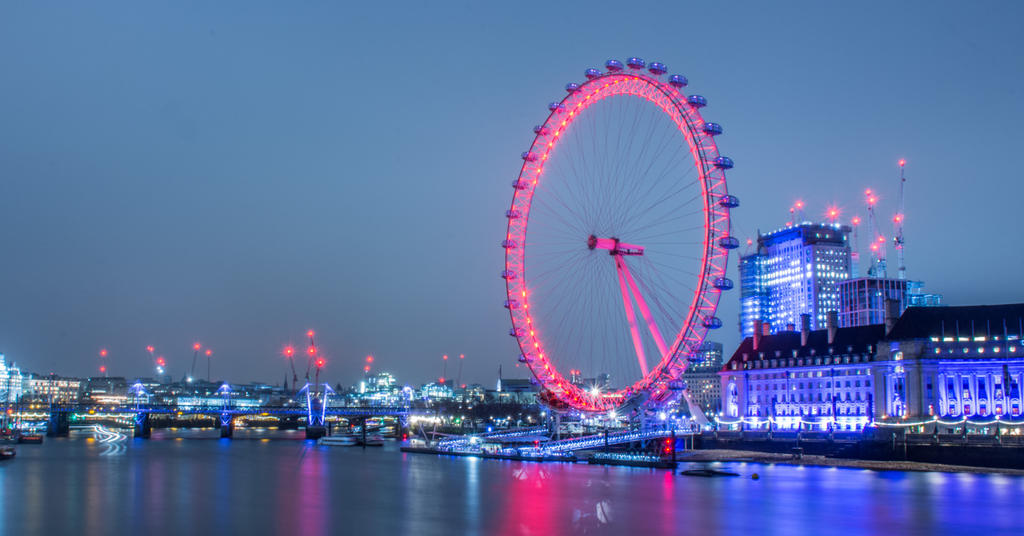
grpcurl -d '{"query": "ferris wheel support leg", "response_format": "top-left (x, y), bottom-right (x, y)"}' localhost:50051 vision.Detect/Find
top-left (615, 255), bottom-right (649, 377)
top-left (620, 259), bottom-right (670, 360)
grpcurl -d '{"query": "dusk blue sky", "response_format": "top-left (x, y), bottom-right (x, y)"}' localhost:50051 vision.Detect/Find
top-left (1, 2), bottom-right (1021, 386)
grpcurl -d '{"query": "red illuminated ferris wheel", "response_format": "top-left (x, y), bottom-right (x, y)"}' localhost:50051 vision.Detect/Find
top-left (502, 58), bottom-right (738, 413)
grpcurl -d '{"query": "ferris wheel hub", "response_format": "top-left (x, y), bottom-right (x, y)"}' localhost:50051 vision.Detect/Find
top-left (587, 235), bottom-right (644, 256)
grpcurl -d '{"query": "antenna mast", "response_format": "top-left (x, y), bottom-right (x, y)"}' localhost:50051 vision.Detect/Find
top-left (893, 159), bottom-right (907, 280)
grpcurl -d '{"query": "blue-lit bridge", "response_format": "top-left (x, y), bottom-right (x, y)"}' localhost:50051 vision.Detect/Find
top-left (37, 403), bottom-right (410, 440)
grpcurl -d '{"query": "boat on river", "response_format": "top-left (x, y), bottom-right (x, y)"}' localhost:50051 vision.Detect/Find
top-left (0, 446), bottom-right (15, 460)
top-left (18, 434), bottom-right (44, 444)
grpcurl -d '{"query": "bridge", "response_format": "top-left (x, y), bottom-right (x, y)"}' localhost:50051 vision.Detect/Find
top-left (34, 402), bottom-right (410, 440)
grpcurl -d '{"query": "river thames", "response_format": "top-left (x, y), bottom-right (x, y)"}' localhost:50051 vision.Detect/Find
top-left (1, 428), bottom-right (1021, 535)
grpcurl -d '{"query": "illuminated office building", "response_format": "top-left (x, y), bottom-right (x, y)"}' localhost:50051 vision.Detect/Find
top-left (739, 223), bottom-right (852, 337)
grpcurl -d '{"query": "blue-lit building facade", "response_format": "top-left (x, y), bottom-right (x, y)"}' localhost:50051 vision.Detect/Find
top-left (721, 314), bottom-right (879, 431)
top-left (878, 304), bottom-right (1024, 423)
top-left (739, 223), bottom-right (852, 338)
top-left (720, 303), bottom-right (1024, 433)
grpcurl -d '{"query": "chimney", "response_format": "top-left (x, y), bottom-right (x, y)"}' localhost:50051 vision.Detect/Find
top-left (800, 314), bottom-right (811, 347)
top-left (762, 322), bottom-right (771, 336)
top-left (884, 298), bottom-right (899, 336)
top-left (827, 311), bottom-right (838, 344)
top-left (753, 320), bottom-right (762, 350)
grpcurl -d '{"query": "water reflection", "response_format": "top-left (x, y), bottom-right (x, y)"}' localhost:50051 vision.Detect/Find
top-left (2, 434), bottom-right (1022, 535)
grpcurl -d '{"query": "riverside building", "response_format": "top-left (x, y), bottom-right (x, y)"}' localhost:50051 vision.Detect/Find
top-left (720, 303), bottom-right (1024, 433)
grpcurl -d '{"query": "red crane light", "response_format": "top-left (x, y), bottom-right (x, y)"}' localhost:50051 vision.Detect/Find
top-left (366, 355), bottom-right (374, 363)
top-left (364, 365), bottom-right (371, 373)
top-left (193, 342), bottom-right (201, 351)
top-left (443, 354), bottom-right (448, 360)
top-left (316, 358), bottom-right (325, 368)
top-left (851, 216), bottom-right (861, 225)
top-left (284, 346), bottom-right (295, 358)
top-left (99, 349), bottom-right (108, 358)
top-left (307, 346), bottom-right (316, 356)
top-left (99, 365), bottom-right (107, 373)
top-left (307, 330), bottom-right (315, 338)
top-left (156, 357), bottom-right (165, 366)
top-left (205, 349), bottom-right (212, 357)
top-left (146, 346), bottom-right (154, 353)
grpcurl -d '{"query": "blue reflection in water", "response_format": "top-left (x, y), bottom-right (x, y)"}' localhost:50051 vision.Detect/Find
top-left (1, 431), bottom-right (1022, 535)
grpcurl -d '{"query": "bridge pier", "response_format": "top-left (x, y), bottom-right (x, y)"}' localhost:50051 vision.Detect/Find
top-left (220, 413), bottom-right (234, 439)
top-left (133, 412), bottom-right (151, 439)
top-left (47, 411), bottom-right (70, 437)
top-left (305, 425), bottom-right (326, 440)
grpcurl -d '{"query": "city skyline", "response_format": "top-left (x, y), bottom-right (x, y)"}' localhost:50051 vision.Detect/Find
top-left (2, 2), bottom-right (1023, 385)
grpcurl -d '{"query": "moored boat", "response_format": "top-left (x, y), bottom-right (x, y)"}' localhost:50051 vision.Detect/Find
top-left (17, 434), bottom-right (44, 444)
top-left (318, 435), bottom-right (358, 447)
top-left (0, 446), bottom-right (15, 460)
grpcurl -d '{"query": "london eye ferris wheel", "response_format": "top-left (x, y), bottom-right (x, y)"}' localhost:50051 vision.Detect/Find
top-left (502, 57), bottom-right (739, 413)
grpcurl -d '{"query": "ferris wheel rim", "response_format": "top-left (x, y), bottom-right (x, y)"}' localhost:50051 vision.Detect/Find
top-left (502, 62), bottom-right (733, 413)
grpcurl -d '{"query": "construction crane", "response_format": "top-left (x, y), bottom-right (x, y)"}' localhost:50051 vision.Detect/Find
top-left (893, 159), bottom-right (907, 280)
top-left (850, 215), bottom-right (862, 277)
top-left (865, 188), bottom-right (886, 278)
top-left (304, 330), bottom-right (317, 382)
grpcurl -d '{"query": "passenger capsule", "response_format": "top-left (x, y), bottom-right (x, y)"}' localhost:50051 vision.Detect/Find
top-left (512, 179), bottom-right (530, 190)
top-left (626, 57), bottom-right (645, 69)
top-left (565, 82), bottom-right (580, 93)
top-left (718, 236), bottom-right (740, 249)
top-left (521, 152), bottom-right (538, 162)
top-left (509, 328), bottom-right (525, 337)
top-left (687, 94), bottom-right (707, 108)
top-left (501, 239), bottom-right (518, 249)
top-left (605, 59), bottom-right (624, 71)
top-left (548, 102), bottom-right (565, 113)
top-left (703, 123), bottom-right (723, 136)
top-left (669, 74), bottom-right (688, 87)
top-left (518, 354), bottom-right (528, 363)
top-left (533, 125), bottom-right (550, 135)
top-left (648, 62), bottom-right (667, 75)
top-left (506, 209), bottom-right (521, 219)
top-left (504, 299), bottom-right (520, 309)
top-left (501, 270), bottom-right (517, 280)
top-left (713, 156), bottom-right (734, 169)
top-left (718, 194), bottom-right (740, 208)
top-left (585, 68), bottom-right (602, 79)
top-left (713, 277), bottom-right (734, 291)
top-left (703, 316), bottom-right (724, 329)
